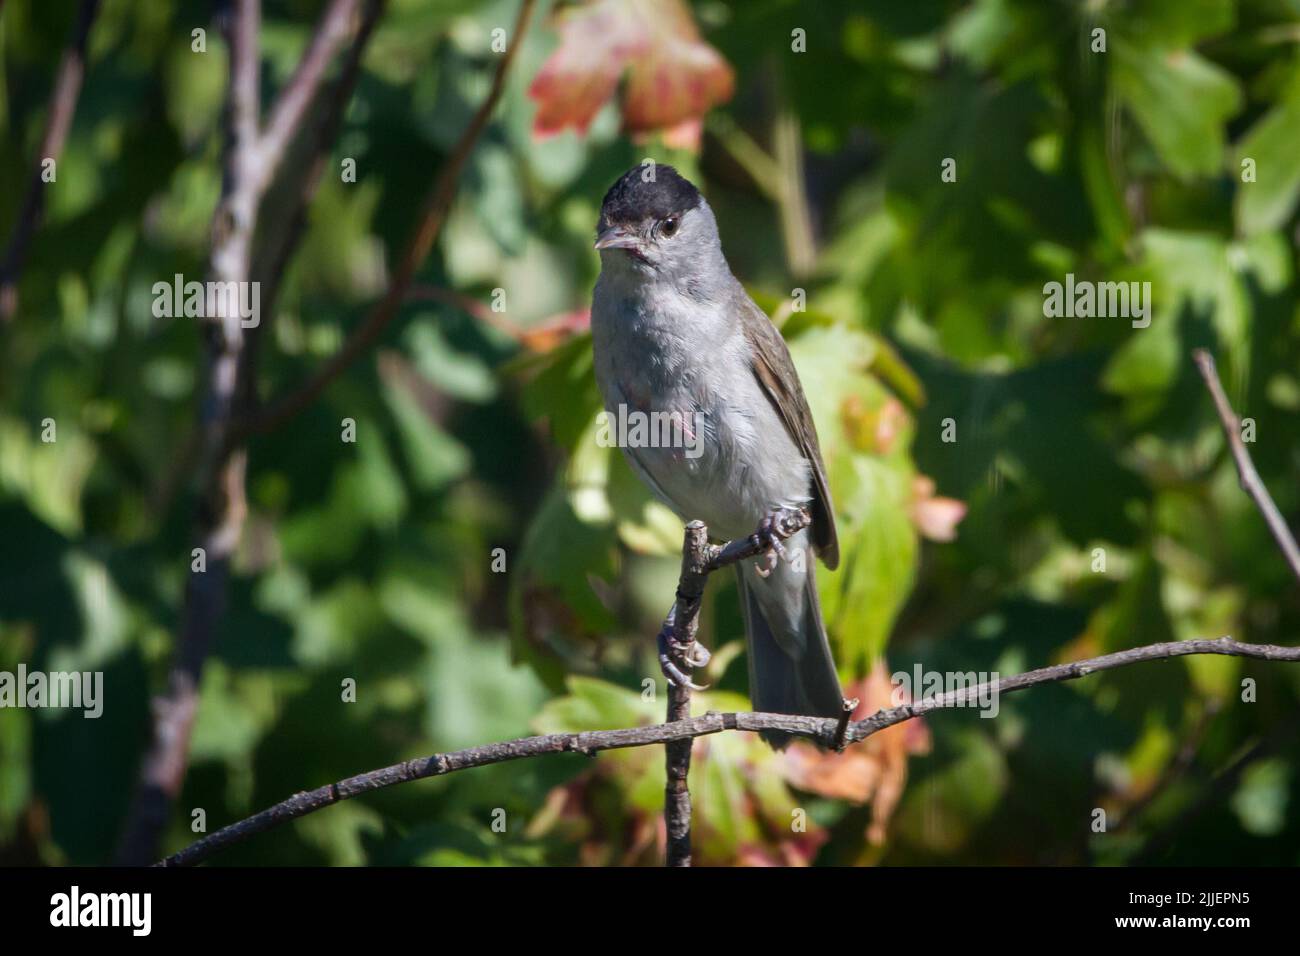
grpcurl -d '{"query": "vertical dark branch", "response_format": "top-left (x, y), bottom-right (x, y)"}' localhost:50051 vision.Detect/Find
top-left (116, 0), bottom-right (366, 865)
top-left (656, 513), bottom-right (810, 865)
top-left (1193, 349), bottom-right (1300, 583)
top-left (0, 0), bottom-right (102, 321)
top-left (663, 675), bottom-right (693, 867)
top-left (115, 0), bottom-right (264, 866)
top-left (663, 520), bottom-right (713, 867)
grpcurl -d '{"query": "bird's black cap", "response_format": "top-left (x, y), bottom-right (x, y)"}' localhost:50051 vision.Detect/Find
top-left (598, 164), bottom-right (702, 231)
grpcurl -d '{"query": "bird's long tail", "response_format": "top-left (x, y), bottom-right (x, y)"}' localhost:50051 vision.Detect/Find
top-left (736, 537), bottom-right (844, 749)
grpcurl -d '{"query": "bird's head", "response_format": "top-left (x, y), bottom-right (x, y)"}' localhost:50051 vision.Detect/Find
top-left (594, 165), bottom-right (719, 278)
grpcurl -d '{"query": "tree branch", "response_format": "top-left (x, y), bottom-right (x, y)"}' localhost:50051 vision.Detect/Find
top-left (662, 521), bottom-right (709, 866)
top-left (243, 0), bottom-right (384, 420)
top-left (249, 0), bottom-right (537, 435)
top-left (115, 0), bottom-right (264, 866)
top-left (256, 0), bottom-right (362, 190)
top-left (0, 0), bottom-right (101, 321)
top-left (116, 0), bottom-right (372, 865)
top-left (1193, 349), bottom-right (1300, 583)
top-left (653, 511), bottom-right (815, 866)
top-left (157, 631), bottom-right (1300, 867)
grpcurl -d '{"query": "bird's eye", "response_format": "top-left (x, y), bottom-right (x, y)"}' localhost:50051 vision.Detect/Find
top-left (660, 217), bottom-right (679, 239)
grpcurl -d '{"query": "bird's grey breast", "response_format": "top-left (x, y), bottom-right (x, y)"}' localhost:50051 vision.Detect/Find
top-left (591, 272), bottom-right (810, 539)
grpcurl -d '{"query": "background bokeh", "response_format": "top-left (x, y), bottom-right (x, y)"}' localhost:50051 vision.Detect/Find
top-left (2, 0), bottom-right (1299, 866)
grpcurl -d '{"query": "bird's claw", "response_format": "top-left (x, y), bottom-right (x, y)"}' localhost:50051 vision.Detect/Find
top-left (680, 642), bottom-right (712, 668)
top-left (661, 658), bottom-right (706, 691)
top-left (657, 626), bottom-right (710, 690)
top-left (751, 508), bottom-right (798, 576)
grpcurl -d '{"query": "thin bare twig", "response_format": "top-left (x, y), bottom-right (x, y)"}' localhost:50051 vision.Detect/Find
top-left (706, 113), bottom-right (783, 201)
top-left (157, 630), bottom-right (1300, 867)
top-left (406, 282), bottom-right (537, 343)
top-left (256, 0), bottom-right (362, 186)
top-left (243, 0), bottom-right (385, 419)
top-left (1193, 349), bottom-right (1300, 582)
top-left (832, 697), bottom-right (857, 751)
top-left (0, 0), bottom-right (101, 321)
top-left (250, 0), bottom-right (537, 435)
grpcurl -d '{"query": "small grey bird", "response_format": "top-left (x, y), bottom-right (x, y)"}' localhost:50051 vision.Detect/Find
top-left (590, 164), bottom-right (844, 747)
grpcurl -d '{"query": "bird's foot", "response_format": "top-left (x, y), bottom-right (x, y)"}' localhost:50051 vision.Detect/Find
top-left (657, 623), bottom-right (711, 691)
top-left (751, 506), bottom-right (806, 577)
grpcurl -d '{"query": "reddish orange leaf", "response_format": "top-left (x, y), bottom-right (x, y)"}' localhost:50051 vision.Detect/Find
top-left (910, 474), bottom-right (967, 543)
top-left (517, 308), bottom-right (591, 353)
top-left (528, 0), bottom-right (734, 142)
top-left (840, 394), bottom-right (909, 454)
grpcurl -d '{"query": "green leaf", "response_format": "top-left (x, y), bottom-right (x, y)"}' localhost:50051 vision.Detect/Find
top-left (508, 485), bottom-right (619, 684)
top-left (1118, 0), bottom-right (1235, 48)
top-left (1234, 81), bottom-right (1300, 235)
top-left (1100, 301), bottom-right (1181, 397)
top-left (189, 661), bottom-right (278, 763)
top-left (821, 456), bottom-right (918, 671)
top-left (1231, 759), bottom-right (1289, 837)
top-left (515, 332), bottom-right (603, 452)
top-left (404, 322), bottom-right (497, 403)
top-left (380, 361), bottom-right (472, 492)
top-left (1112, 41), bottom-right (1241, 180)
top-left (0, 415), bottom-right (96, 536)
top-left (1103, 228), bottom-right (1259, 396)
top-left (895, 728), bottom-right (1007, 853)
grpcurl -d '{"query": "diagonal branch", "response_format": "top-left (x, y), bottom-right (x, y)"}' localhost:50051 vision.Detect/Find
top-left (249, 0), bottom-right (537, 435)
top-left (256, 0), bottom-right (363, 187)
top-left (243, 0), bottom-right (385, 419)
top-left (1193, 349), bottom-right (1300, 583)
top-left (0, 0), bottom-right (102, 321)
top-left (157, 631), bottom-right (1300, 867)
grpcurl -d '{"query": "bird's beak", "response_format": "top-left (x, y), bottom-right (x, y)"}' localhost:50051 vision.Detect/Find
top-left (594, 225), bottom-right (640, 252)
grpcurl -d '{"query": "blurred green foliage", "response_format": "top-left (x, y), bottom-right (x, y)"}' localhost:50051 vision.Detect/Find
top-left (2, 0), bottom-right (1299, 866)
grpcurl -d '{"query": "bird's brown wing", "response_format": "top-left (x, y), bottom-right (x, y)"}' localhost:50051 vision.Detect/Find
top-left (740, 295), bottom-right (840, 569)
